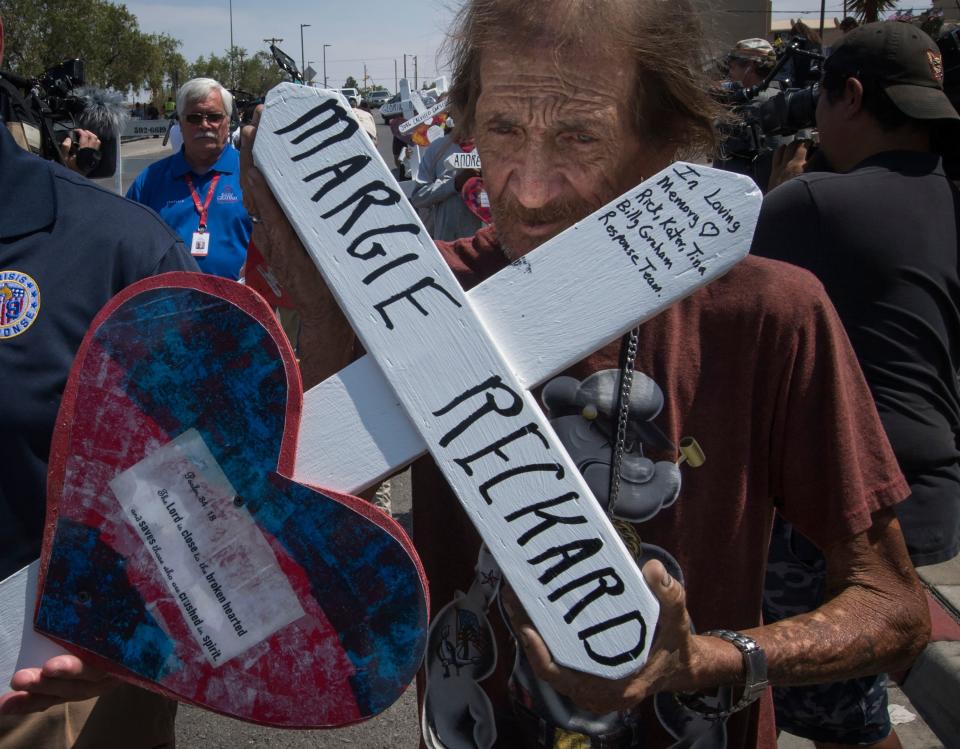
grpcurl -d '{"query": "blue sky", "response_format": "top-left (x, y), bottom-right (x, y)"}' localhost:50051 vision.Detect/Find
top-left (124, 0), bottom-right (457, 90)
top-left (123, 0), bottom-right (926, 91)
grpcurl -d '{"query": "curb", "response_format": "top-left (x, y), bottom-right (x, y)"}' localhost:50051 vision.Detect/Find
top-left (903, 556), bottom-right (960, 748)
top-left (902, 642), bottom-right (960, 748)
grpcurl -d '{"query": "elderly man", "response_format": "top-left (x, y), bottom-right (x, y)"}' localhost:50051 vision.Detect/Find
top-left (127, 77), bottom-right (251, 280)
top-left (241, 1), bottom-right (928, 747)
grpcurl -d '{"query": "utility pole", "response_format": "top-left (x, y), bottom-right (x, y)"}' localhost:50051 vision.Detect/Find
top-left (228, 0), bottom-right (235, 88)
top-left (323, 43), bottom-right (331, 88)
top-left (394, 59), bottom-right (398, 93)
top-left (819, 0), bottom-right (826, 39)
top-left (300, 23), bottom-right (311, 78)
top-left (404, 54), bottom-right (408, 80)
top-left (263, 37), bottom-right (284, 47)
top-left (363, 63), bottom-right (369, 91)
top-left (413, 55), bottom-right (418, 90)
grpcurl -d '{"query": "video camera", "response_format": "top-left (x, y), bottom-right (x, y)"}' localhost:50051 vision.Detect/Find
top-left (269, 44), bottom-right (303, 85)
top-left (33, 59), bottom-right (88, 121)
top-left (716, 39), bottom-right (824, 165)
top-left (0, 58), bottom-right (124, 177)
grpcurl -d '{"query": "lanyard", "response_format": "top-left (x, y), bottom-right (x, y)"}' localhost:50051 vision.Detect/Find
top-left (184, 173), bottom-right (220, 232)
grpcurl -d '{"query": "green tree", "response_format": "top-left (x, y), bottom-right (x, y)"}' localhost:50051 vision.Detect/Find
top-left (187, 47), bottom-right (286, 97)
top-left (140, 33), bottom-right (186, 102)
top-left (189, 51), bottom-right (232, 87)
top-left (847, 0), bottom-right (900, 23)
top-left (344, 75), bottom-right (359, 89)
top-left (238, 51), bottom-right (285, 96)
top-left (0, 0), bottom-right (184, 94)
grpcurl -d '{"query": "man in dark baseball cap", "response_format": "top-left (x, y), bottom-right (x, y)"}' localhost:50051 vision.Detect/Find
top-left (753, 20), bottom-right (960, 749)
top-left (824, 20), bottom-right (958, 132)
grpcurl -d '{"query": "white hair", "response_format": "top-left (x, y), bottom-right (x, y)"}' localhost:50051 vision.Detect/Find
top-left (176, 78), bottom-right (233, 119)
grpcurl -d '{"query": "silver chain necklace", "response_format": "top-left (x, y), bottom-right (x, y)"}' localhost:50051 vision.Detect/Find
top-left (608, 327), bottom-right (643, 559)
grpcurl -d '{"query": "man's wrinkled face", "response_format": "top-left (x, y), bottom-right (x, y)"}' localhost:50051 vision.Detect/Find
top-left (473, 43), bottom-right (670, 257)
top-left (181, 90), bottom-right (229, 163)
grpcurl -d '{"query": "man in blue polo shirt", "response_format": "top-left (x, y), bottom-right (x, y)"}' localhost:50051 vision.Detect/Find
top-left (127, 77), bottom-right (251, 280)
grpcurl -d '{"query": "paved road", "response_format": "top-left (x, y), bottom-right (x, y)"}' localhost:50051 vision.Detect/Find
top-left (110, 131), bottom-right (946, 749)
top-left (176, 471), bottom-right (421, 748)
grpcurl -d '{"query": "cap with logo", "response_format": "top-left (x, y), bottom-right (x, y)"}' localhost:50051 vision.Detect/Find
top-left (825, 21), bottom-right (958, 124)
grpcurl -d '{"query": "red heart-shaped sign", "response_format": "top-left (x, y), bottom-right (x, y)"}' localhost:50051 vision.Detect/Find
top-left (35, 272), bottom-right (428, 727)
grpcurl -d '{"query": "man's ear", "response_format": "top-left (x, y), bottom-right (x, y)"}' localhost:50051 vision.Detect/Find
top-left (844, 77), bottom-right (865, 118)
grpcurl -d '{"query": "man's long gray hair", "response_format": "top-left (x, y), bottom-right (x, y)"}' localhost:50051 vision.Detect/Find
top-left (176, 78), bottom-right (234, 118)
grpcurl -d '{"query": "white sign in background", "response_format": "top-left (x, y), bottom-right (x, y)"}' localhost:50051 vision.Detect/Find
top-left (122, 119), bottom-right (169, 139)
top-left (255, 84), bottom-right (758, 679)
top-left (109, 429), bottom-right (305, 667)
top-left (447, 151), bottom-right (482, 170)
top-left (397, 99), bottom-right (448, 134)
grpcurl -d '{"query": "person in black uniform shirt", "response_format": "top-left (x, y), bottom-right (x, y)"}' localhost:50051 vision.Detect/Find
top-left (752, 21), bottom-right (960, 749)
top-left (0, 15), bottom-right (198, 746)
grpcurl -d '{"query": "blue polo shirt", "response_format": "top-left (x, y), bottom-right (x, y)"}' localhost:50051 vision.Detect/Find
top-left (127, 144), bottom-right (251, 280)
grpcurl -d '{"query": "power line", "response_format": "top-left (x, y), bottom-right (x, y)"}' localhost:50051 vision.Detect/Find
top-left (720, 4), bottom-right (915, 11)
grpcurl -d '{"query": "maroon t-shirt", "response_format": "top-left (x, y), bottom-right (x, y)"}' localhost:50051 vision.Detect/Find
top-left (413, 226), bottom-right (909, 749)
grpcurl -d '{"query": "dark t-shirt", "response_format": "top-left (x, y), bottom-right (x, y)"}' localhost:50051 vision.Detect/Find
top-left (0, 127), bottom-right (198, 580)
top-left (753, 151), bottom-right (960, 565)
top-left (413, 226), bottom-right (907, 749)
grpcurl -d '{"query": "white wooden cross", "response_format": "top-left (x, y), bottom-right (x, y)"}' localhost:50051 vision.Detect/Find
top-left (382, 78), bottom-right (448, 179)
top-left (398, 99), bottom-right (448, 135)
top-left (0, 83), bottom-right (759, 688)
top-left (256, 84), bottom-right (760, 679)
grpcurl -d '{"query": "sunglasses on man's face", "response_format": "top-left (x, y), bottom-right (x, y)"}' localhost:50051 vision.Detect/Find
top-left (184, 112), bottom-right (226, 125)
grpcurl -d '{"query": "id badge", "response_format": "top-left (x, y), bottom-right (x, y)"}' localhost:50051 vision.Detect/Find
top-left (191, 231), bottom-right (210, 257)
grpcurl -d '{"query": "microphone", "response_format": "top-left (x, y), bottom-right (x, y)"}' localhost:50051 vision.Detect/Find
top-left (74, 86), bottom-right (128, 178)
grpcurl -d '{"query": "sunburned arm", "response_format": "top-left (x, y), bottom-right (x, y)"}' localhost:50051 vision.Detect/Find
top-left (511, 508), bottom-right (930, 713)
top-left (743, 507), bottom-right (929, 686)
top-left (239, 107), bottom-right (356, 390)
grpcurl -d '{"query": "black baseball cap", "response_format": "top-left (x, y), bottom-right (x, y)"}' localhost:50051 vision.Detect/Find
top-left (825, 21), bottom-right (958, 124)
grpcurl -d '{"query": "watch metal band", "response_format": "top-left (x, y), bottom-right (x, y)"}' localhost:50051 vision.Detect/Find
top-left (675, 628), bottom-right (769, 720)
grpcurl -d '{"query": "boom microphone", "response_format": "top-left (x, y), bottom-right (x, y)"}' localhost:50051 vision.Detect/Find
top-left (75, 86), bottom-right (128, 179)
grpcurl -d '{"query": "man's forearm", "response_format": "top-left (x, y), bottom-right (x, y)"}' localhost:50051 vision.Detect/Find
top-left (747, 510), bottom-right (926, 688)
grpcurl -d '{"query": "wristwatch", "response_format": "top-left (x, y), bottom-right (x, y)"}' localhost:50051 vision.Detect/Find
top-left (675, 629), bottom-right (768, 719)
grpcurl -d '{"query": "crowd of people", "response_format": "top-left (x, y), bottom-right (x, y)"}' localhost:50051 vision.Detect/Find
top-left (1, 2), bottom-right (959, 748)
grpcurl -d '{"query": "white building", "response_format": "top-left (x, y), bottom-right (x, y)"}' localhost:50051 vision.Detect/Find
top-left (695, 0), bottom-right (772, 58)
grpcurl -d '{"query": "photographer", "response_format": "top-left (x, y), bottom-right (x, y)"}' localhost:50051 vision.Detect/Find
top-left (715, 38), bottom-right (792, 192)
top-left (753, 21), bottom-right (960, 749)
top-left (0, 66), bottom-right (106, 178)
top-left (726, 37), bottom-right (777, 89)
top-left (0, 13), bottom-right (197, 748)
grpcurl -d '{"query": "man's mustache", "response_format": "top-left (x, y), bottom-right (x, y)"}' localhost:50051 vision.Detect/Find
top-left (491, 192), bottom-right (595, 228)
top-left (193, 131), bottom-right (219, 140)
